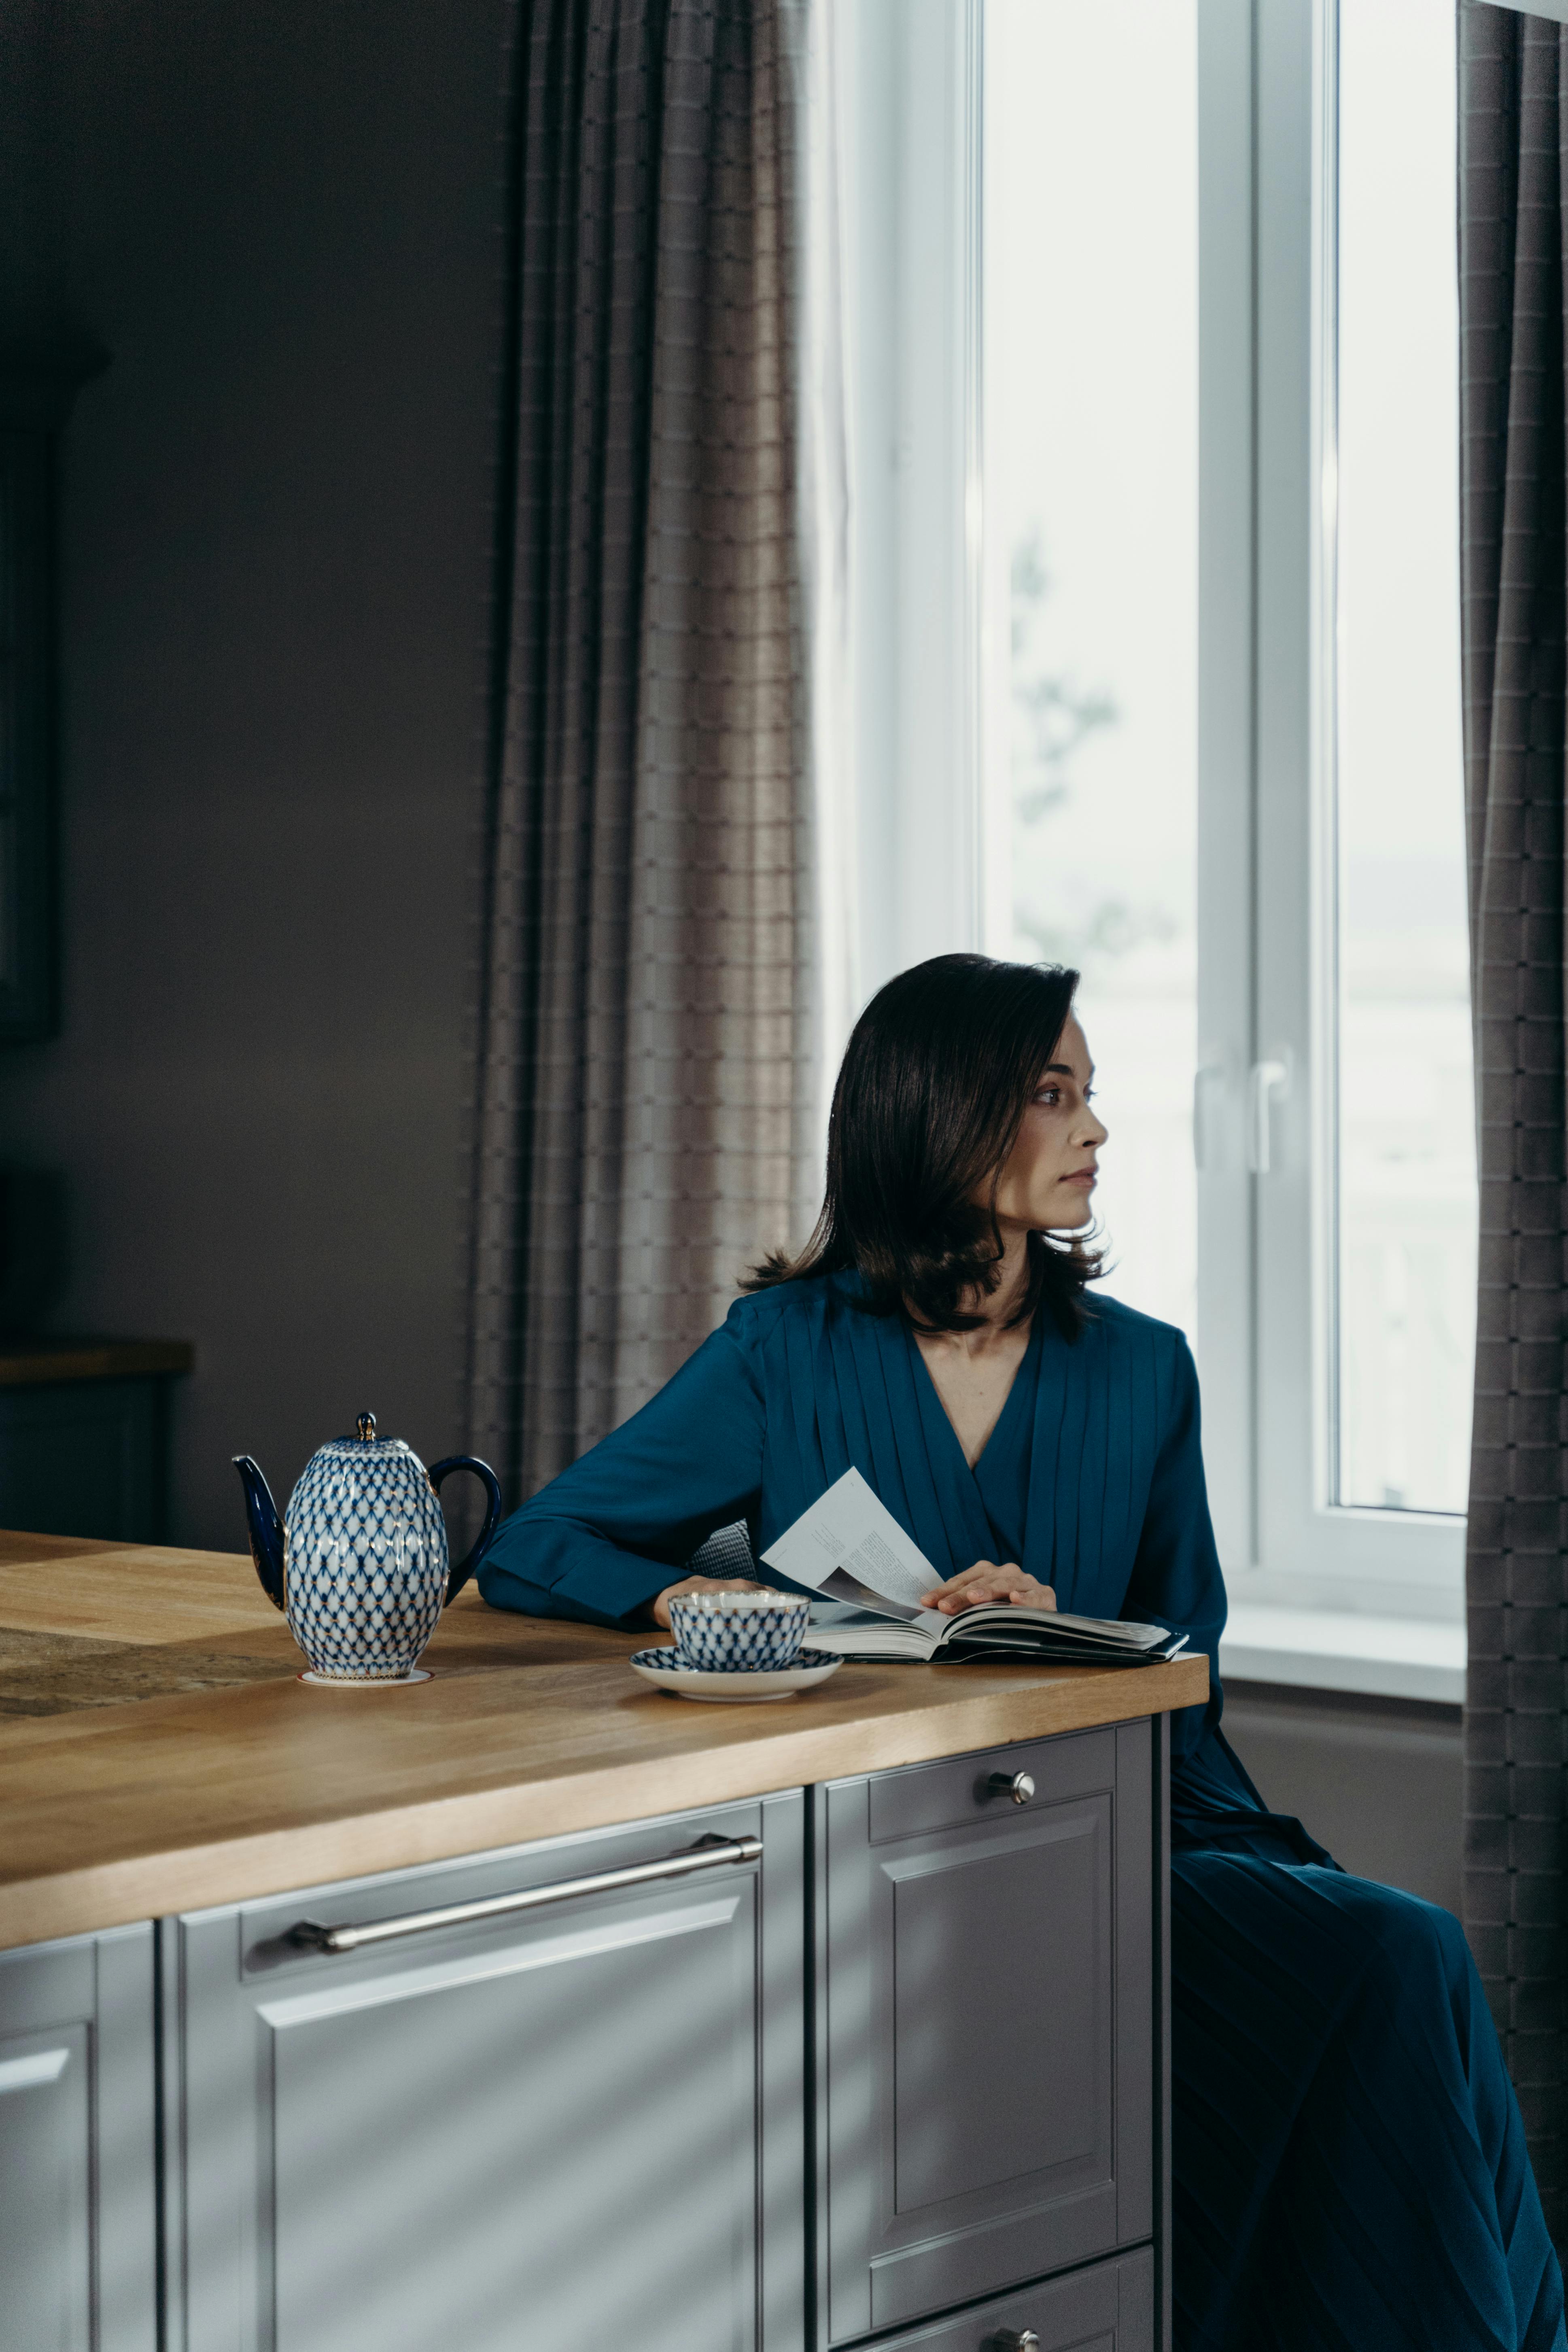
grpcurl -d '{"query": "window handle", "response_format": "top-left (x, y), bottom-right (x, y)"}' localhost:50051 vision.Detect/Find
top-left (1247, 1057), bottom-right (1289, 1175)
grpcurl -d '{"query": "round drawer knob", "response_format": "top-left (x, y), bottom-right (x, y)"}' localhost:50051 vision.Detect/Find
top-left (992, 2331), bottom-right (1041, 2350)
top-left (987, 1770), bottom-right (1035, 1806)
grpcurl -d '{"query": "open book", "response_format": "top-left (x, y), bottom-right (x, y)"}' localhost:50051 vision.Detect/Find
top-left (760, 1468), bottom-right (1189, 1668)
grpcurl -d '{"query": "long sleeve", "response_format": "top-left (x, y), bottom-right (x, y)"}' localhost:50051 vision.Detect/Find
top-left (1120, 1334), bottom-right (1227, 1761)
top-left (477, 1301), bottom-right (776, 1628)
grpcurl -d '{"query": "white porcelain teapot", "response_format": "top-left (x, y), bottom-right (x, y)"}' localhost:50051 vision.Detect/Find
top-left (233, 1414), bottom-right (502, 1683)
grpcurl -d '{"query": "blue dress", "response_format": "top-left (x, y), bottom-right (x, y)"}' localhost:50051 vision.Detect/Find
top-left (480, 1271), bottom-right (1565, 2351)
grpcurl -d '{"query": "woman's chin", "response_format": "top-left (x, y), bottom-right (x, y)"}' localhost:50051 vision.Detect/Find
top-left (1043, 1192), bottom-right (1095, 1230)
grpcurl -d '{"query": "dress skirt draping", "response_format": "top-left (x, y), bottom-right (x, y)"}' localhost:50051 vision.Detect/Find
top-left (480, 1270), bottom-right (1565, 2350)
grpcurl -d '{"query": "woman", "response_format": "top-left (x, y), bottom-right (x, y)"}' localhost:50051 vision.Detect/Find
top-left (480, 954), bottom-right (1564, 2352)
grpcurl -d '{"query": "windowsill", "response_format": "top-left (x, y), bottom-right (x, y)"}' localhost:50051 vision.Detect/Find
top-left (1219, 1605), bottom-right (1465, 1705)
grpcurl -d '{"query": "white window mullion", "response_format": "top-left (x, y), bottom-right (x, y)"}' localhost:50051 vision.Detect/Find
top-left (1196, 0), bottom-right (1259, 1576)
top-left (1252, 0), bottom-right (1319, 1596)
top-left (840, 0), bottom-right (981, 1033)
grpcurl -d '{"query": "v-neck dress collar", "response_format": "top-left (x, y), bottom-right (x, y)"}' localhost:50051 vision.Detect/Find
top-left (971, 1316), bottom-right (1044, 1563)
top-left (902, 1314), bottom-right (1044, 1570)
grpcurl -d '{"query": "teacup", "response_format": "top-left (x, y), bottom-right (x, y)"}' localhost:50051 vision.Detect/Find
top-left (667, 1589), bottom-right (811, 1673)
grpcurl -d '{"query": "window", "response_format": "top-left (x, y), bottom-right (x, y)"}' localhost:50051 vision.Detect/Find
top-left (833, 0), bottom-right (1469, 1626)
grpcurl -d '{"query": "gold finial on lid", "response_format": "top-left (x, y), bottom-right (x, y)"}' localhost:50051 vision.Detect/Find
top-left (356, 1412), bottom-right (377, 1443)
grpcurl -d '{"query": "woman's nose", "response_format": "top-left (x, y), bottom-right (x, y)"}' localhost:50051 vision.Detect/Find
top-left (1081, 1105), bottom-right (1109, 1147)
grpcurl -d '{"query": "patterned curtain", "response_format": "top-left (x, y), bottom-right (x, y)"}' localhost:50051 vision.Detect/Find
top-left (463, 0), bottom-right (818, 1507)
top-left (1459, 2), bottom-right (1568, 2246)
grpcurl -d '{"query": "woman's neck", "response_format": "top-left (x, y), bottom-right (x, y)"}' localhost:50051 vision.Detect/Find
top-left (934, 1226), bottom-right (1032, 1355)
top-left (908, 1227), bottom-right (1033, 1459)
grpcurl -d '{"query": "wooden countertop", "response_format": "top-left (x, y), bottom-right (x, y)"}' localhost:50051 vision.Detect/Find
top-left (0, 1531), bottom-right (1208, 1951)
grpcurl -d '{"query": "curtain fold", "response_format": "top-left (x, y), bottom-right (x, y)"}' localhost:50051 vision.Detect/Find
top-left (464, 0), bottom-right (817, 1505)
top-left (1459, 0), bottom-right (1568, 2247)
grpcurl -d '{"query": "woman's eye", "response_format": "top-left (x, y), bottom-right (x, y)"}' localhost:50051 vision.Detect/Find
top-left (1035, 1086), bottom-right (1062, 1106)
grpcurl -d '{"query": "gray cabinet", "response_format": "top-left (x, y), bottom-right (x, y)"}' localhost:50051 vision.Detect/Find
top-left (0, 1715), bottom-right (1175, 2350)
top-left (0, 1922), bottom-right (158, 2352)
top-left (816, 1723), bottom-right (1163, 2346)
top-left (0, 1341), bottom-right (193, 1543)
top-left (0, 1378), bottom-right (165, 1539)
top-left (165, 1792), bottom-right (806, 2352)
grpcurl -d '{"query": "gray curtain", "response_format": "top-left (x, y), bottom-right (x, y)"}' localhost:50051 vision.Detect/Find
top-left (1459, 1), bottom-right (1568, 2246)
top-left (463, 0), bottom-right (817, 1507)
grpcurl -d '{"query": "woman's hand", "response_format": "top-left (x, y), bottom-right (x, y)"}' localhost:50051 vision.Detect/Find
top-left (917, 1561), bottom-right (1057, 1615)
top-left (645, 1574), bottom-right (772, 1631)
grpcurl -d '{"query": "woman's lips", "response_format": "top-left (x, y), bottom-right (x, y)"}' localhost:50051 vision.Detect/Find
top-left (1062, 1169), bottom-right (1097, 1187)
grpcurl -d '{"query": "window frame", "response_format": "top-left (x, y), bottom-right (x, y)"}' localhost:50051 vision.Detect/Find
top-left (834, 0), bottom-right (1466, 1626)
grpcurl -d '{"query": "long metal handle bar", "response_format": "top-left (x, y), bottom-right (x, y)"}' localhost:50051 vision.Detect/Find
top-left (288, 1833), bottom-right (763, 1957)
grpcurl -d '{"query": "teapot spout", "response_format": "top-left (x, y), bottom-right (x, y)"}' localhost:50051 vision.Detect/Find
top-left (232, 1455), bottom-right (286, 1611)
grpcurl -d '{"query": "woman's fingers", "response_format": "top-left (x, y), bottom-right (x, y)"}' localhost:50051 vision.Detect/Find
top-left (946, 1580), bottom-right (1056, 1612)
top-left (917, 1561), bottom-right (1002, 1606)
top-left (917, 1561), bottom-right (1056, 1614)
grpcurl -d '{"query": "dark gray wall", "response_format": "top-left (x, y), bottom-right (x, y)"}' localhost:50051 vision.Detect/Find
top-left (1223, 1682), bottom-right (1462, 1915)
top-left (0, 0), bottom-right (510, 1546)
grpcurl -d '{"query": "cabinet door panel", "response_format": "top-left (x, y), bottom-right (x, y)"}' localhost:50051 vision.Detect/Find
top-left (264, 1891), bottom-right (755, 2352)
top-left (0, 2025), bottom-right (91, 2350)
top-left (884, 1801), bottom-right (1111, 2212)
top-left (0, 1925), bottom-right (157, 2352)
top-left (821, 1726), bottom-right (1154, 2343)
top-left (173, 1794), bottom-right (804, 2352)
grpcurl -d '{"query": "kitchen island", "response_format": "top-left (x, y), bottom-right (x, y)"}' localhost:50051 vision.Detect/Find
top-left (0, 1530), bottom-right (1207, 2352)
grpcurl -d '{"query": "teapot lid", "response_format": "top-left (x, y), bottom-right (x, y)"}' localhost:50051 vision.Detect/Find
top-left (312, 1414), bottom-right (423, 1471)
top-left (308, 1411), bottom-right (423, 1467)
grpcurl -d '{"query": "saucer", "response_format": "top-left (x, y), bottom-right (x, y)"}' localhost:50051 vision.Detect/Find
top-left (629, 1646), bottom-right (842, 1704)
top-left (298, 1668), bottom-right (433, 1688)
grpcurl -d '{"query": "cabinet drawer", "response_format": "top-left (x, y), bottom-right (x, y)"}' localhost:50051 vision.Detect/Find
top-left (167, 1794), bottom-right (805, 2352)
top-left (819, 1723), bottom-right (1155, 2344)
top-left (868, 2248), bottom-right (1153, 2352)
top-left (868, 1728), bottom-right (1117, 1845)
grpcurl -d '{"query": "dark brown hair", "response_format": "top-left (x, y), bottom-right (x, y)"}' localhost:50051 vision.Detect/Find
top-left (749, 953), bottom-right (1101, 1336)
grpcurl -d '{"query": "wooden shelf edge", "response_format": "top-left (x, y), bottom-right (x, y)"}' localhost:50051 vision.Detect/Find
top-left (0, 1339), bottom-right (195, 1388)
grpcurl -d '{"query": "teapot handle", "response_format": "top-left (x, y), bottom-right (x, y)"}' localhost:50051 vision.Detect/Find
top-left (428, 1455), bottom-right (505, 1603)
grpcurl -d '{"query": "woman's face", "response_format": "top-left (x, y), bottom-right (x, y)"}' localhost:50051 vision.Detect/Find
top-left (988, 1013), bottom-right (1108, 1233)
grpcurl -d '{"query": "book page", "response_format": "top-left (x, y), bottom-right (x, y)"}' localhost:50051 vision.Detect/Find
top-left (761, 1467), bottom-right (942, 1615)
